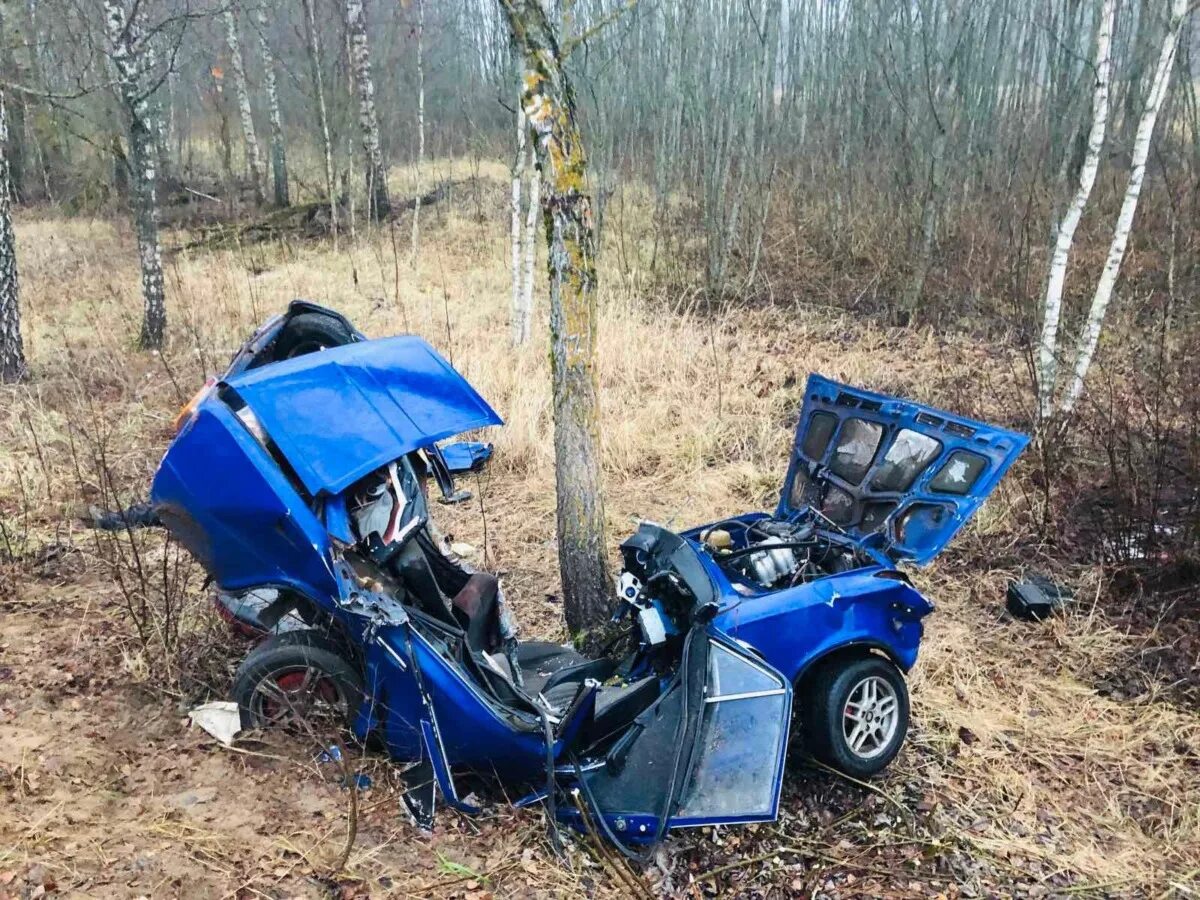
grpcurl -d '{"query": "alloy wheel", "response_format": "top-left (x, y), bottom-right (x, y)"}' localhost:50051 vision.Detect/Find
top-left (252, 664), bottom-right (348, 729)
top-left (842, 674), bottom-right (900, 759)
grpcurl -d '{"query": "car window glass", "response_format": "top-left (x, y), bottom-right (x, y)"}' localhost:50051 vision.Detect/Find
top-left (871, 429), bottom-right (942, 492)
top-left (829, 418), bottom-right (883, 484)
top-left (674, 694), bottom-right (788, 820)
top-left (675, 640), bottom-right (788, 822)
top-left (801, 412), bottom-right (837, 461)
top-left (929, 450), bottom-right (987, 495)
top-left (708, 643), bottom-right (782, 697)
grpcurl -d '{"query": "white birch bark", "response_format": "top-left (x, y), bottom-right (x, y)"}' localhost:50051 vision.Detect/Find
top-left (0, 90), bottom-right (25, 383)
top-left (104, 0), bottom-right (166, 349)
top-left (1060, 0), bottom-right (1189, 416)
top-left (343, 28), bottom-right (357, 239)
top-left (1036, 0), bottom-right (1114, 421)
top-left (255, 7), bottom-right (289, 207)
top-left (519, 145), bottom-right (539, 340)
top-left (302, 0), bottom-right (336, 244)
top-left (510, 107), bottom-right (526, 344)
top-left (166, 65), bottom-right (177, 170)
top-left (409, 0), bottom-right (425, 264)
top-left (345, 0), bottom-right (390, 220)
top-left (145, 41), bottom-right (172, 187)
top-left (223, 8), bottom-right (265, 205)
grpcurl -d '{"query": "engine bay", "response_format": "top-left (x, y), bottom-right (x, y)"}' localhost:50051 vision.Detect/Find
top-left (697, 513), bottom-right (876, 592)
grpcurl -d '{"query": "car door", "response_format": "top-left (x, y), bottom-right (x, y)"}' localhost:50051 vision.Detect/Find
top-left (579, 629), bottom-right (792, 838)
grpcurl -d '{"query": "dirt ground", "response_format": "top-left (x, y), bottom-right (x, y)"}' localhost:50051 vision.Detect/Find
top-left (2, 171), bottom-right (1198, 897)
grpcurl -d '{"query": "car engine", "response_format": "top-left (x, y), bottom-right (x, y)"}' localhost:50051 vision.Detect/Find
top-left (700, 515), bottom-right (868, 590)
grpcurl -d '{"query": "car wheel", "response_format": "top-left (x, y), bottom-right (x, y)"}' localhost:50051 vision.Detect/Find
top-left (233, 630), bottom-right (364, 733)
top-left (800, 655), bottom-right (909, 778)
top-left (272, 312), bottom-right (356, 360)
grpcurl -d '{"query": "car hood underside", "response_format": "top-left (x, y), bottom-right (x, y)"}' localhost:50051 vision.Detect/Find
top-left (223, 335), bottom-right (503, 497)
top-left (779, 374), bottom-right (1028, 564)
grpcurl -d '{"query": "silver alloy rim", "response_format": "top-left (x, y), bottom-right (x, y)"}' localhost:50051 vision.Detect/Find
top-left (842, 675), bottom-right (900, 759)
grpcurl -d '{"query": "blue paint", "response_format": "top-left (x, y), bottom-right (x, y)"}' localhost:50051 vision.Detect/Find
top-left (151, 315), bottom-right (1026, 851)
top-left (780, 374), bottom-right (1029, 564)
top-left (225, 335), bottom-right (502, 497)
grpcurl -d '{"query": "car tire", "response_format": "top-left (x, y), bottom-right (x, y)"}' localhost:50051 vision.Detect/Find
top-left (233, 630), bottom-right (364, 732)
top-left (272, 312), bottom-right (356, 360)
top-left (799, 654), bottom-right (909, 778)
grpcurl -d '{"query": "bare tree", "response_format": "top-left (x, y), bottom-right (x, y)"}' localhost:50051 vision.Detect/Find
top-left (223, 7), bottom-right (265, 205)
top-left (104, 0), bottom-right (166, 350)
top-left (0, 90), bottom-right (24, 383)
top-left (1060, 0), bottom-right (1190, 416)
top-left (509, 101), bottom-right (526, 343)
top-left (345, 0), bottom-right (390, 220)
top-left (499, 0), bottom-right (614, 633)
top-left (510, 64), bottom-right (540, 346)
top-left (1036, 0), bottom-right (1115, 422)
top-left (302, 0), bottom-right (336, 242)
top-left (519, 145), bottom-right (539, 335)
top-left (409, 0), bottom-right (424, 263)
top-left (255, 6), bottom-right (289, 207)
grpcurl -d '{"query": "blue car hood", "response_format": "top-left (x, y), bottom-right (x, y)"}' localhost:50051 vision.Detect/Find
top-left (778, 374), bottom-right (1028, 564)
top-left (224, 335), bottom-right (502, 496)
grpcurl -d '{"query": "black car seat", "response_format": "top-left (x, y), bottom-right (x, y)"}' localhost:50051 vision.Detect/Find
top-left (395, 543), bottom-right (460, 630)
top-left (449, 573), bottom-right (503, 652)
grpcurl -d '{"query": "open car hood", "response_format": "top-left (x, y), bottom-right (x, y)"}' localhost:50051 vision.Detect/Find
top-left (224, 335), bottom-right (502, 497)
top-left (778, 374), bottom-right (1028, 564)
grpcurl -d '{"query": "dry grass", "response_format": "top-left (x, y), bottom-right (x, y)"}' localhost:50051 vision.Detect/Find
top-left (1, 158), bottom-right (1198, 896)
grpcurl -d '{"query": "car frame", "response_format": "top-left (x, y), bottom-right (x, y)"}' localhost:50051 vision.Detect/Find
top-left (150, 303), bottom-right (1027, 851)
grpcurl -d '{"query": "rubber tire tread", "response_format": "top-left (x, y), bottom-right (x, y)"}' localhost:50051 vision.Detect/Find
top-left (272, 312), bottom-right (356, 360)
top-left (799, 654), bottom-right (909, 778)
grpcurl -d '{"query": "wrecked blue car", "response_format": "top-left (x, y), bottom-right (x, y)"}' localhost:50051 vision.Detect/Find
top-left (150, 304), bottom-right (1027, 850)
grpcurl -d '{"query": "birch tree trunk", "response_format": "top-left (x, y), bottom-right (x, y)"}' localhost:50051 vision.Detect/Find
top-left (1060, 0), bottom-right (1189, 416)
top-left (345, 0), bottom-right (390, 221)
top-left (409, 0), bottom-right (424, 264)
top-left (223, 8), bottom-right (265, 206)
top-left (255, 7), bottom-right (289, 207)
top-left (0, 91), bottom-right (25, 383)
top-left (520, 147), bottom-right (540, 332)
top-left (302, 0), bottom-right (336, 243)
top-left (145, 41), bottom-right (173, 189)
top-left (1036, 0), bottom-right (1114, 421)
top-left (105, 0), bottom-right (166, 349)
top-left (509, 106), bottom-right (527, 344)
top-left (499, 0), bottom-right (615, 634)
top-left (509, 120), bottom-right (539, 348)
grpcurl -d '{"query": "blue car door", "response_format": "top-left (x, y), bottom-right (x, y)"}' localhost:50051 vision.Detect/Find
top-left (580, 630), bottom-right (792, 837)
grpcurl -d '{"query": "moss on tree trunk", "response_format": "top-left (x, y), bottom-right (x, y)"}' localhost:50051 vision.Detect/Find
top-left (500, 0), bottom-right (614, 635)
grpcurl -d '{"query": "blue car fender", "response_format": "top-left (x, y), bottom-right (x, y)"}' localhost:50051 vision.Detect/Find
top-left (712, 570), bottom-right (934, 686)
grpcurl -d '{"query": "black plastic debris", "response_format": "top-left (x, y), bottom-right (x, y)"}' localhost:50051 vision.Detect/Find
top-left (1006, 574), bottom-right (1073, 621)
top-left (81, 501), bottom-right (161, 530)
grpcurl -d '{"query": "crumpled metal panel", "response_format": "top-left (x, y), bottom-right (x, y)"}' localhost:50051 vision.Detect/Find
top-left (226, 335), bottom-right (502, 496)
top-left (779, 374), bottom-right (1029, 564)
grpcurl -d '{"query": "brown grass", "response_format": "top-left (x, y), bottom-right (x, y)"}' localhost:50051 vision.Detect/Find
top-left (1, 158), bottom-right (1197, 896)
